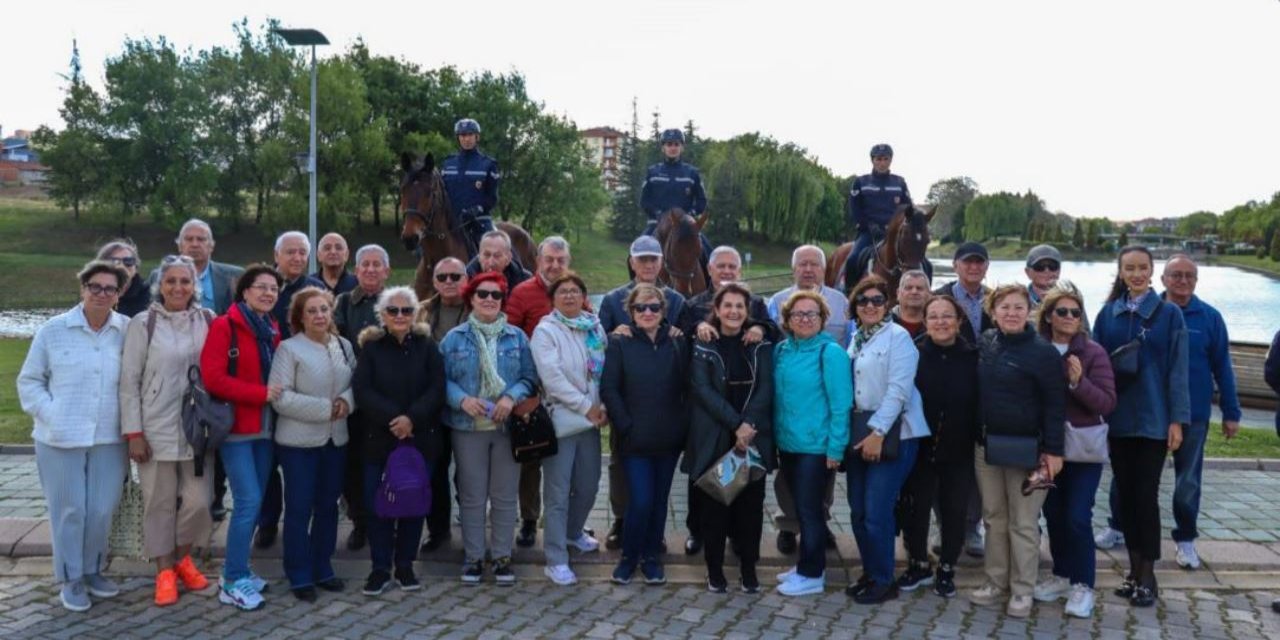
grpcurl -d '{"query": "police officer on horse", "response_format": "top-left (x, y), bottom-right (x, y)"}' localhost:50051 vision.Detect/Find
top-left (843, 143), bottom-right (915, 292)
top-left (442, 118), bottom-right (500, 259)
top-left (641, 129), bottom-right (713, 276)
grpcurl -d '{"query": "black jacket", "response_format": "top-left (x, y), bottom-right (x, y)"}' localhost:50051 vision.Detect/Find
top-left (354, 324), bottom-right (447, 465)
top-left (914, 336), bottom-right (980, 462)
top-left (976, 325), bottom-right (1067, 457)
top-left (684, 339), bottom-right (776, 477)
top-left (116, 274), bottom-right (151, 318)
top-left (600, 322), bottom-right (689, 456)
top-left (677, 290), bottom-right (781, 342)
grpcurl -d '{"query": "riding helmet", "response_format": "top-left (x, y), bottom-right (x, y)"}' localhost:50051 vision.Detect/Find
top-left (870, 143), bottom-right (894, 158)
top-left (660, 129), bottom-right (685, 144)
top-left (454, 118), bottom-right (482, 136)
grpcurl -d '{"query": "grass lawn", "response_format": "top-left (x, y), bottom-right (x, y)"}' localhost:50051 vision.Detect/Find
top-left (1210, 255), bottom-right (1280, 279)
top-left (1204, 422), bottom-right (1280, 459)
top-left (0, 338), bottom-right (31, 444)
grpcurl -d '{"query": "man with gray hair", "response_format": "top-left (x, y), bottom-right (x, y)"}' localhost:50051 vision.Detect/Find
top-left (465, 229), bottom-right (531, 288)
top-left (148, 218), bottom-right (243, 315)
top-left (767, 245), bottom-right (849, 346)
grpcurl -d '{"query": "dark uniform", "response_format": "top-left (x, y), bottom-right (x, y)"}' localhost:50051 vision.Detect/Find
top-left (441, 148), bottom-right (500, 256)
top-left (844, 170), bottom-right (913, 291)
top-left (639, 129), bottom-right (713, 278)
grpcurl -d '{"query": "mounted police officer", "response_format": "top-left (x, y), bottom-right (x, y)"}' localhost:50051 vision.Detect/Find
top-left (442, 118), bottom-right (500, 259)
top-left (640, 129), bottom-right (713, 275)
top-left (843, 143), bottom-right (914, 292)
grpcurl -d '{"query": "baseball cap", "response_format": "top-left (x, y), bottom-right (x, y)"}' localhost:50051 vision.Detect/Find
top-left (629, 236), bottom-right (663, 258)
top-left (1025, 244), bottom-right (1063, 268)
top-left (953, 242), bottom-right (989, 262)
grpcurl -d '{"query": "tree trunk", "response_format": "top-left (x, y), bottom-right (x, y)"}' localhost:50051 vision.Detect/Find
top-left (371, 193), bottom-right (381, 226)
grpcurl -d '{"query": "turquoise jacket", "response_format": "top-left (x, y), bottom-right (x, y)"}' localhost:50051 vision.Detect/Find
top-left (773, 332), bottom-right (852, 461)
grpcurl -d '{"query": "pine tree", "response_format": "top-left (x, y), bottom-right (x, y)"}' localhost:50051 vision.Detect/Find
top-left (608, 98), bottom-right (647, 241)
top-left (1269, 230), bottom-right (1280, 261)
top-left (1072, 218), bottom-right (1084, 248)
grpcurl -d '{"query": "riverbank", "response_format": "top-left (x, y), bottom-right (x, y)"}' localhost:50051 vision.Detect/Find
top-left (1209, 254), bottom-right (1280, 280)
top-left (928, 238), bottom-right (1114, 262)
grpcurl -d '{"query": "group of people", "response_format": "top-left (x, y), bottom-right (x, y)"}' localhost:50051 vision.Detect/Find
top-left (18, 207), bottom-right (1247, 620)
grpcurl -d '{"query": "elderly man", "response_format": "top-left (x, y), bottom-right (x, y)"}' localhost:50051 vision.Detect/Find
top-left (891, 269), bottom-right (931, 339)
top-left (767, 245), bottom-right (849, 346)
top-left (1095, 255), bottom-right (1240, 571)
top-left (312, 232), bottom-right (358, 297)
top-left (147, 219), bottom-right (243, 315)
top-left (1024, 244), bottom-right (1063, 308)
top-left (677, 246), bottom-right (780, 342)
top-left (933, 242), bottom-right (992, 345)
top-left (465, 229), bottom-right (531, 289)
top-left (599, 236), bottom-right (686, 334)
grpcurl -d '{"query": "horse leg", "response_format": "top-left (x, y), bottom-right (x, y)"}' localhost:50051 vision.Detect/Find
top-left (844, 233), bottom-right (872, 293)
top-left (699, 233), bottom-right (713, 289)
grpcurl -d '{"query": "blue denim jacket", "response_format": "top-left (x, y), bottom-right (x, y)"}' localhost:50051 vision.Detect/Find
top-left (1092, 292), bottom-right (1191, 440)
top-left (440, 322), bottom-right (539, 431)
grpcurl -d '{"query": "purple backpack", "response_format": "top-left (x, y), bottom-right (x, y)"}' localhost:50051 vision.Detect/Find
top-left (374, 441), bottom-right (432, 519)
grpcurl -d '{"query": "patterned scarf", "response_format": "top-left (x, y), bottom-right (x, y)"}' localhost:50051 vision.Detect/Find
top-left (853, 319), bottom-right (889, 354)
top-left (467, 312), bottom-right (509, 399)
top-left (1125, 289), bottom-right (1151, 313)
top-left (553, 309), bottom-right (606, 383)
top-left (237, 302), bottom-right (278, 383)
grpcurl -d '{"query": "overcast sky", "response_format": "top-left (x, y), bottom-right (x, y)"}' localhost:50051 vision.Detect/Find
top-left (6, 0), bottom-right (1280, 221)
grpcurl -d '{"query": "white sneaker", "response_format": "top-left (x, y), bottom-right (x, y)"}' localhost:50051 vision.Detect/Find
top-left (1175, 541), bottom-right (1201, 570)
top-left (567, 532), bottom-right (600, 553)
top-left (969, 582), bottom-right (1007, 607)
top-left (1094, 527), bottom-right (1124, 550)
top-left (1006, 594), bottom-right (1033, 618)
top-left (1033, 575), bottom-right (1072, 602)
top-left (776, 566), bottom-right (797, 583)
top-left (544, 564), bottom-right (578, 586)
top-left (1064, 583), bottom-right (1095, 618)
top-left (219, 577), bottom-right (265, 611)
top-left (777, 574), bottom-right (824, 596)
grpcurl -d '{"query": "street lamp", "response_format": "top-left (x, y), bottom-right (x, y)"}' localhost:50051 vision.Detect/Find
top-left (272, 27), bottom-right (329, 274)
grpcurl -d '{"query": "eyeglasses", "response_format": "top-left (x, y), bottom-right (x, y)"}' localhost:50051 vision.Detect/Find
top-left (84, 283), bottom-right (120, 297)
top-left (473, 289), bottom-right (505, 301)
top-left (556, 289), bottom-right (583, 298)
top-left (107, 256), bottom-right (138, 268)
top-left (249, 283), bottom-right (280, 294)
top-left (854, 295), bottom-right (888, 308)
top-left (925, 313), bottom-right (957, 323)
top-left (1165, 271), bottom-right (1197, 281)
top-left (790, 310), bottom-right (821, 321)
top-left (1031, 262), bottom-right (1060, 273)
top-left (384, 306), bottom-right (415, 317)
top-left (1053, 307), bottom-right (1083, 319)
top-left (435, 273), bottom-right (464, 283)
top-left (631, 302), bottom-right (662, 314)
top-left (304, 305), bottom-right (332, 316)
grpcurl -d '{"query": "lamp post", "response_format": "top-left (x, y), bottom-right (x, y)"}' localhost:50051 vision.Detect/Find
top-left (272, 27), bottom-right (329, 274)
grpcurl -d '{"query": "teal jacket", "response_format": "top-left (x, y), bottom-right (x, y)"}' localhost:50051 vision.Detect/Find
top-left (773, 332), bottom-right (852, 460)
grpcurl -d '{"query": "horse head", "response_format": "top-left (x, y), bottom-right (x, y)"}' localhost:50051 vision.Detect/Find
top-left (399, 152), bottom-right (446, 252)
top-left (888, 204), bottom-right (935, 271)
top-left (655, 208), bottom-right (705, 296)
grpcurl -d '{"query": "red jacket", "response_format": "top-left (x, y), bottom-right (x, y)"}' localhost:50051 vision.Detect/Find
top-left (505, 275), bottom-right (593, 337)
top-left (200, 304), bottom-right (281, 435)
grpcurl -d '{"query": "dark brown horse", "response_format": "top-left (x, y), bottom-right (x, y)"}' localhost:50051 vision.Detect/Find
top-left (399, 152), bottom-right (535, 300)
top-left (826, 204), bottom-right (937, 297)
top-left (654, 208), bottom-right (709, 298)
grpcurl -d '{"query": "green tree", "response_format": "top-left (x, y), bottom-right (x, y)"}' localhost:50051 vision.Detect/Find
top-left (1118, 229), bottom-right (1129, 247)
top-left (1175, 211), bottom-right (1218, 238)
top-left (32, 40), bottom-right (105, 221)
top-left (925, 176), bottom-right (979, 243)
top-left (1269, 230), bottom-right (1280, 261)
top-left (1071, 218), bottom-right (1084, 248)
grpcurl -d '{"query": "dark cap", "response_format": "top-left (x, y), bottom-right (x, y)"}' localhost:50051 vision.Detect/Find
top-left (953, 242), bottom-right (989, 262)
top-left (1025, 244), bottom-right (1063, 268)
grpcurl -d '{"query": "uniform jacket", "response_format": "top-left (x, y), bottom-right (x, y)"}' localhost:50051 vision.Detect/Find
top-left (441, 148), bottom-right (499, 214)
top-left (848, 171), bottom-right (912, 230)
top-left (640, 158), bottom-right (706, 220)
top-left (119, 304), bottom-right (212, 460)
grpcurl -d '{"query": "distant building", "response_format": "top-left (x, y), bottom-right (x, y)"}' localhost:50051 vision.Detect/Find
top-left (1130, 216), bottom-right (1178, 234)
top-left (0, 128), bottom-right (48, 184)
top-left (580, 126), bottom-right (624, 191)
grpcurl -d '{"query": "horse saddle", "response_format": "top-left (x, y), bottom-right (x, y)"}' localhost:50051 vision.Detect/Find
top-left (848, 239), bottom-right (885, 289)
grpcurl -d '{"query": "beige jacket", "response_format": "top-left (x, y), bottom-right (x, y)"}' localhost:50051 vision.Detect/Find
top-left (118, 304), bottom-right (212, 460)
top-left (270, 333), bottom-right (357, 448)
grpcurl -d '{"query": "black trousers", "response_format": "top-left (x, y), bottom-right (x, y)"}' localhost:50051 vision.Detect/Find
top-left (1109, 436), bottom-right (1167, 561)
top-left (900, 441), bottom-right (973, 567)
top-left (342, 417), bottom-right (367, 530)
top-left (686, 474), bottom-right (701, 537)
top-left (258, 464), bottom-right (283, 527)
top-left (213, 450), bottom-right (228, 506)
top-left (426, 428), bottom-right (454, 537)
top-left (696, 478), bottom-right (765, 573)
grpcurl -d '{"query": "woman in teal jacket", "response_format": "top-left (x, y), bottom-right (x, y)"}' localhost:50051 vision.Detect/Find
top-left (772, 289), bottom-right (852, 597)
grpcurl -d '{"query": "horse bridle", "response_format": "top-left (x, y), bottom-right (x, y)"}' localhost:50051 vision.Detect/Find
top-left (403, 177), bottom-right (459, 243)
top-left (663, 255), bottom-right (701, 290)
top-left (878, 215), bottom-right (924, 278)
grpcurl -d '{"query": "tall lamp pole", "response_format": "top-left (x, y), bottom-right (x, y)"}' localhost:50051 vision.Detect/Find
top-left (272, 27), bottom-right (329, 274)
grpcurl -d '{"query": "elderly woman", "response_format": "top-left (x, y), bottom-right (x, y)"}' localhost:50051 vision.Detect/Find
top-left (686, 283), bottom-right (774, 594)
top-left (200, 264), bottom-right (283, 611)
top-left (773, 290), bottom-right (852, 597)
top-left (529, 271), bottom-right (607, 586)
top-left (601, 283), bottom-right (689, 586)
top-left (844, 276), bottom-right (929, 605)
top-left (98, 239), bottom-right (151, 317)
top-left (1092, 246), bottom-right (1188, 608)
top-left (441, 272), bottom-right (538, 586)
top-left (269, 287), bottom-right (356, 601)
top-left (1033, 286), bottom-right (1116, 618)
top-left (970, 284), bottom-right (1066, 618)
top-left (352, 286), bottom-right (445, 596)
top-left (18, 261), bottom-right (131, 612)
top-left (119, 255), bottom-right (215, 607)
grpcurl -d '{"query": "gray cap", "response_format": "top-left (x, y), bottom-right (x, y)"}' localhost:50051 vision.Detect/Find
top-left (1025, 244), bottom-right (1063, 268)
top-left (629, 235), bottom-right (663, 258)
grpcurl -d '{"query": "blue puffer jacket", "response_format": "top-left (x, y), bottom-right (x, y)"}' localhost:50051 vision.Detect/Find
top-left (848, 171), bottom-right (911, 231)
top-left (773, 332), bottom-right (852, 461)
top-left (640, 158), bottom-right (706, 220)
top-left (1092, 292), bottom-right (1190, 440)
top-left (441, 148), bottom-right (500, 214)
top-left (440, 320), bottom-right (538, 431)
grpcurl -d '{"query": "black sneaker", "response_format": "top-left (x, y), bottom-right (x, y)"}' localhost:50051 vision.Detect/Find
top-left (516, 520), bottom-right (538, 548)
top-left (684, 535), bottom-right (703, 556)
top-left (740, 565), bottom-right (760, 594)
top-left (362, 570), bottom-right (391, 596)
top-left (933, 565), bottom-right (957, 598)
top-left (844, 574), bottom-right (872, 598)
top-left (606, 520), bottom-right (624, 551)
top-left (825, 525), bottom-right (838, 550)
top-left (292, 585), bottom-right (317, 602)
top-left (1130, 585), bottom-right (1155, 607)
top-left (316, 577), bottom-right (345, 592)
top-left (1113, 579), bottom-right (1137, 599)
top-left (210, 501), bottom-right (227, 522)
top-left (853, 581), bottom-right (899, 605)
top-left (896, 562), bottom-right (934, 592)
top-left (493, 557), bottom-right (516, 586)
top-left (707, 571), bottom-right (728, 594)
top-left (395, 566), bottom-right (421, 591)
top-left (254, 524), bottom-right (278, 549)
top-left (461, 561), bottom-right (484, 585)
top-left (776, 531), bottom-right (797, 554)
top-left (420, 531), bottom-right (452, 553)
top-left (641, 558), bottom-right (666, 585)
top-left (346, 527), bottom-right (367, 552)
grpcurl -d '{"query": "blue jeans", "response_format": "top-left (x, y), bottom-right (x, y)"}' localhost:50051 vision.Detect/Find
top-left (779, 451), bottom-right (831, 579)
top-left (363, 463), bottom-right (426, 572)
top-left (278, 442), bottom-right (345, 589)
top-left (846, 437), bottom-right (919, 585)
top-left (220, 439), bottom-right (273, 582)
top-left (620, 453), bottom-right (679, 564)
top-left (1043, 461), bottom-right (1103, 587)
top-left (1172, 421), bottom-right (1209, 542)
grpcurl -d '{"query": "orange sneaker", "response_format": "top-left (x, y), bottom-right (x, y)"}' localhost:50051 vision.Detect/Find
top-left (155, 569), bottom-right (179, 606)
top-left (174, 555), bottom-right (210, 591)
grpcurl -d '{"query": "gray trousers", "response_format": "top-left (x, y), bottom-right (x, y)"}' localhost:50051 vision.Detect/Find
top-left (541, 429), bottom-right (602, 566)
top-left (35, 442), bottom-right (128, 583)
top-left (453, 429), bottom-right (521, 563)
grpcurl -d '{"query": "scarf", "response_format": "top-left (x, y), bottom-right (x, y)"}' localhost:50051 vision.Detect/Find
top-left (553, 309), bottom-right (606, 384)
top-left (237, 302), bottom-right (278, 383)
top-left (467, 313), bottom-right (509, 399)
top-left (1125, 289), bottom-right (1151, 313)
top-left (853, 319), bottom-right (889, 354)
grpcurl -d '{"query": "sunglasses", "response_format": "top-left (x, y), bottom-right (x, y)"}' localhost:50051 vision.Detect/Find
top-left (854, 295), bottom-right (888, 308)
top-left (435, 272), bottom-right (463, 283)
top-left (631, 302), bottom-right (663, 314)
top-left (1031, 262), bottom-right (1060, 273)
top-left (473, 289), bottom-right (504, 301)
top-left (108, 256), bottom-right (138, 268)
top-left (384, 306), bottom-right (415, 317)
top-left (1053, 307), bottom-right (1083, 319)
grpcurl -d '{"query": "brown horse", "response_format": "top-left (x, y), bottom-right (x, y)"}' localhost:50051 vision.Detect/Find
top-left (399, 152), bottom-right (535, 300)
top-left (654, 208), bottom-right (709, 298)
top-left (826, 204), bottom-right (937, 297)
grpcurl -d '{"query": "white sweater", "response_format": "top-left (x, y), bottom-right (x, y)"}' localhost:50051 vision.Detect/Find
top-left (270, 334), bottom-right (356, 448)
top-left (530, 314), bottom-right (603, 438)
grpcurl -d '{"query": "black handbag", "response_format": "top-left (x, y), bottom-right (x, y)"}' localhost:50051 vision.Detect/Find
top-left (849, 411), bottom-right (902, 463)
top-left (507, 396), bottom-right (558, 463)
top-left (1108, 301), bottom-right (1162, 392)
top-left (984, 433), bottom-right (1040, 469)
